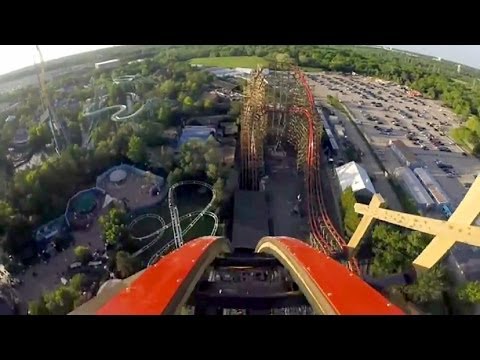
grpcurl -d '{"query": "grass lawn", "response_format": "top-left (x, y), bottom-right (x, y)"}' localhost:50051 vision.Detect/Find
top-left (129, 184), bottom-right (217, 265)
top-left (189, 56), bottom-right (269, 69)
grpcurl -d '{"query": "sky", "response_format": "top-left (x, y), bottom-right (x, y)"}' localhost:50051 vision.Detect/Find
top-left (386, 45), bottom-right (480, 69)
top-left (0, 45), bottom-right (117, 76)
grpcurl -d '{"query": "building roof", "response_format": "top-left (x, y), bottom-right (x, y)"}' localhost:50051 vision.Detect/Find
top-left (95, 59), bottom-right (119, 66)
top-left (394, 167), bottom-right (435, 207)
top-left (232, 190), bottom-right (269, 250)
top-left (335, 161), bottom-right (376, 195)
top-left (390, 140), bottom-right (418, 165)
top-left (178, 126), bottom-right (216, 148)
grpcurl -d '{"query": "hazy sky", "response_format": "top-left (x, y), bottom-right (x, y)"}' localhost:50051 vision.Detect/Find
top-left (0, 45), bottom-right (117, 76)
top-left (386, 45), bottom-right (480, 69)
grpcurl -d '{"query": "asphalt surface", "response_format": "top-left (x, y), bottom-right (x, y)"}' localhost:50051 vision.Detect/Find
top-left (309, 72), bottom-right (480, 210)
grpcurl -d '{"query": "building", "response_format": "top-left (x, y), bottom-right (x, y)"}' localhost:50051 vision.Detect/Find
top-left (335, 161), bottom-right (376, 200)
top-left (94, 59), bottom-right (120, 71)
top-left (389, 140), bottom-right (420, 169)
top-left (178, 126), bottom-right (217, 149)
top-left (232, 190), bottom-right (269, 250)
top-left (394, 167), bottom-right (435, 211)
top-left (413, 167), bottom-right (450, 206)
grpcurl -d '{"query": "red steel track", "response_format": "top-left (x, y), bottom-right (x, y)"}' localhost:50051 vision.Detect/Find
top-left (290, 68), bottom-right (360, 274)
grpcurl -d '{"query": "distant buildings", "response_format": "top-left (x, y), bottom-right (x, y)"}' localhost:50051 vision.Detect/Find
top-left (95, 59), bottom-right (120, 71)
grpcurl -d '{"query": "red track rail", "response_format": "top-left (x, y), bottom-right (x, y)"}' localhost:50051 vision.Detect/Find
top-left (291, 68), bottom-right (360, 274)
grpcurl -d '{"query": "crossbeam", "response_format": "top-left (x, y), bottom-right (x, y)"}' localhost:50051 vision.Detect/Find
top-left (347, 175), bottom-right (480, 272)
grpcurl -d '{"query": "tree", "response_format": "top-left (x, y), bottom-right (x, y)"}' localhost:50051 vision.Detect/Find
top-left (158, 80), bottom-right (176, 99)
top-left (473, 142), bottom-right (480, 156)
top-left (43, 286), bottom-right (80, 315)
top-left (457, 281), bottom-right (480, 304)
top-left (203, 98), bottom-right (215, 110)
top-left (228, 101), bottom-right (242, 118)
top-left (28, 297), bottom-right (50, 315)
top-left (212, 177), bottom-right (226, 208)
top-left (158, 146), bottom-right (175, 172)
top-left (0, 200), bottom-right (14, 235)
top-left (182, 96), bottom-right (194, 113)
top-left (99, 208), bottom-right (128, 246)
top-left (69, 273), bottom-right (88, 292)
top-left (2, 215), bottom-right (33, 256)
top-left (402, 267), bottom-right (446, 304)
top-left (157, 104), bottom-right (173, 126)
top-left (74, 246), bottom-right (92, 265)
top-left (115, 251), bottom-right (140, 279)
top-left (29, 123), bottom-right (51, 152)
top-left (340, 188), bottom-right (360, 237)
top-left (167, 167), bottom-right (184, 186)
top-left (127, 135), bottom-right (147, 164)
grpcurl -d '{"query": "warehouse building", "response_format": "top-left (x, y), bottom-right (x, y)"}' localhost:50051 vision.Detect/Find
top-left (336, 161), bottom-right (376, 201)
top-left (394, 167), bottom-right (435, 211)
top-left (413, 167), bottom-right (450, 206)
top-left (389, 140), bottom-right (421, 169)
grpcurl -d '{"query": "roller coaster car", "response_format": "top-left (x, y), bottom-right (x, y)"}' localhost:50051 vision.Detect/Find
top-left (70, 236), bottom-right (405, 315)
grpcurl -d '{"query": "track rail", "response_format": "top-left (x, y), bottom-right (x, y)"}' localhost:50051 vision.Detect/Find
top-left (290, 68), bottom-right (360, 274)
top-left (130, 181), bottom-right (219, 265)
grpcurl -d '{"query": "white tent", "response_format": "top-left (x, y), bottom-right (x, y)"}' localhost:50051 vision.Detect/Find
top-left (335, 161), bottom-right (376, 197)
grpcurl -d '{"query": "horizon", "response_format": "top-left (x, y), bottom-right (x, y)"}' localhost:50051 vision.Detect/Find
top-left (0, 45), bottom-right (118, 77)
top-left (1, 45), bottom-right (480, 77)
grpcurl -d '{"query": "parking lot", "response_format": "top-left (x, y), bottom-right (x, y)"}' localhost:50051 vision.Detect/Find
top-left (309, 72), bottom-right (480, 209)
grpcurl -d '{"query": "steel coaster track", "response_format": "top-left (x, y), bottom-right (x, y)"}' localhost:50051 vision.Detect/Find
top-left (291, 68), bottom-right (360, 274)
top-left (129, 181), bottom-right (218, 264)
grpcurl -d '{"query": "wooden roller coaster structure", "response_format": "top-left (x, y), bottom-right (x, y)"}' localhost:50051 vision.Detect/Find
top-left (239, 65), bottom-right (360, 274)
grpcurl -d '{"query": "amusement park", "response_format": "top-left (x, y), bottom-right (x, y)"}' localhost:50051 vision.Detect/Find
top-left (2, 45), bottom-right (480, 316)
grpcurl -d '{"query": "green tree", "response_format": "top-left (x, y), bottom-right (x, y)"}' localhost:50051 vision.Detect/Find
top-left (158, 80), bottom-right (176, 99)
top-left (115, 251), bottom-right (140, 279)
top-left (203, 98), bottom-right (215, 110)
top-left (228, 101), bottom-right (242, 118)
top-left (402, 267), bottom-right (446, 304)
top-left (69, 273), bottom-right (88, 292)
top-left (28, 297), bottom-right (50, 315)
top-left (212, 177), bottom-right (226, 208)
top-left (457, 281), bottom-right (480, 304)
top-left (0, 200), bottom-right (14, 235)
top-left (167, 167), bottom-right (184, 186)
top-left (74, 246), bottom-right (92, 264)
top-left (473, 142), bottom-right (480, 156)
top-left (99, 208), bottom-right (128, 246)
top-left (157, 104), bottom-right (173, 126)
top-left (340, 187), bottom-right (360, 237)
top-left (29, 123), bottom-right (51, 152)
top-left (43, 286), bottom-right (80, 315)
top-left (182, 96), bottom-right (194, 113)
top-left (158, 146), bottom-right (175, 172)
top-left (127, 135), bottom-right (147, 164)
